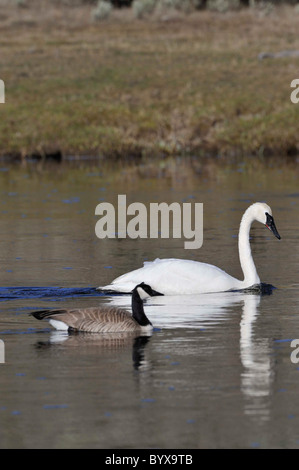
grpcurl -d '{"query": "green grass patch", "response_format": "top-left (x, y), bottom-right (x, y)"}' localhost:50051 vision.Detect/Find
top-left (0, 6), bottom-right (299, 159)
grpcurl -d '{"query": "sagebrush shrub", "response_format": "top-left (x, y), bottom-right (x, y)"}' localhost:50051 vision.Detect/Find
top-left (91, 0), bottom-right (112, 20)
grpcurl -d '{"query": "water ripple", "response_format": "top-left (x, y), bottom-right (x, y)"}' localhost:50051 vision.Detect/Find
top-left (0, 286), bottom-right (107, 301)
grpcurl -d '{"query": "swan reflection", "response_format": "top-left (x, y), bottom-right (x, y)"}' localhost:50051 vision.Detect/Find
top-left (107, 289), bottom-right (273, 418)
top-left (34, 288), bottom-right (274, 416)
top-left (240, 294), bottom-right (273, 420)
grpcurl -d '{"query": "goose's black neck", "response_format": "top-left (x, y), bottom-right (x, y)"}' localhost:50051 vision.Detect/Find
top-left (131, 289), bottom-right (152, 327)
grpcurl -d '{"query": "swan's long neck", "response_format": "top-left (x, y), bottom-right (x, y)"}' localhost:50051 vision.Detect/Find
top-left (238, 209), bottom-right (260, 287)
top-left (131, 291), bottom-right (152, 327)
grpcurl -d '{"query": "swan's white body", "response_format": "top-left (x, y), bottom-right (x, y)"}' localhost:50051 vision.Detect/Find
top-left (102, 258), bottom-right (249, 295)
top-left (100, 203), bottom-right (280, 295)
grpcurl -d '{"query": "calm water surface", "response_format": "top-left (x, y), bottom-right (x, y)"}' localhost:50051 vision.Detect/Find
top-left (0, 160), bottom-right (298, 449)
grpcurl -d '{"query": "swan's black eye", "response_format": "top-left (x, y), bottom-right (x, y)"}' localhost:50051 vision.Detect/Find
top-left (266, 212), bottom-right (275, 227)
top-left (265, 212), bottom-right (281, 240)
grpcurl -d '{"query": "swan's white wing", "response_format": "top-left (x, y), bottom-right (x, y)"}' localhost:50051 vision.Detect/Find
top-left (101, 258), bottom-right (242, 295)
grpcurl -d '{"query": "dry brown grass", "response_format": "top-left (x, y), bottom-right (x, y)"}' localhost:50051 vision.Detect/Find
top-left (0, 1), bottom-right (299, 160)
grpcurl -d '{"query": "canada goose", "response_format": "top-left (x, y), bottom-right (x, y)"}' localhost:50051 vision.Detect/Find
top-left (31, 283), bottom-right (160, 333)
top-left (100, 203), bottom-right (281, 295)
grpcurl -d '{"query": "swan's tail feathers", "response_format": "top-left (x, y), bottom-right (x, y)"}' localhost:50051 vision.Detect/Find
top-left (31, 309), bottom-right (66, 321)
top-left (97, 284), bottom-right (119, 291)
top-left (97, 284), bottom-right (164, 296)
top-left (97, 285), bottom-right (130, 294)
top-left (97, 281), bottom-right (137, 293)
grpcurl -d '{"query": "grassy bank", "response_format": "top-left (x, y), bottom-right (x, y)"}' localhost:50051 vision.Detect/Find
top-left (0, 2), bottom-right (299, 161)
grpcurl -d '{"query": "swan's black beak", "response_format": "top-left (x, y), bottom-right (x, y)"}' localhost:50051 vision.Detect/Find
top-left (265, 213), bottom-right (281, 240)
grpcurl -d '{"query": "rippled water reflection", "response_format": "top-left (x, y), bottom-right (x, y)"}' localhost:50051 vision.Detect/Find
top-left (0, 160), bottom-right (298, 449)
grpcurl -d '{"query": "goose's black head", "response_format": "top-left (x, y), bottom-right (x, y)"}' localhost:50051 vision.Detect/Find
top-left (133, 282), bottom-right (163, 299)
top-left (265, 212), bottom-right (281, 240)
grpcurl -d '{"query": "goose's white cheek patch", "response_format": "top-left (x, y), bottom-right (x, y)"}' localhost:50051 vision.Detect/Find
top-left (137, 287), bottom-right (149, 300)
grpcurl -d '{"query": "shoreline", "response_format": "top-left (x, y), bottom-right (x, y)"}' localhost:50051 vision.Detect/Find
top-left (1, 3), bottom-right (299, 161)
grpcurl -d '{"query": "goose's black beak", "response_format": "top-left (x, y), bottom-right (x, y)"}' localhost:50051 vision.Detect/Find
top-left (151, 288), bottom-right (164, 296)
top-left (265, 213), bottom-right (281, 240)
top-left (133, 283), bottom-right (164, 297)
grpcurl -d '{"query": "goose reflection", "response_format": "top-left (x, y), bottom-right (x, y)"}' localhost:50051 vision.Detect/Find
top-left (34, 330), bottom-right (152, 371)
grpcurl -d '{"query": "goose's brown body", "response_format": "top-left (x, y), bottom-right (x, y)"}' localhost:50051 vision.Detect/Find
top-left (32, 306), bottom-right (149, 333)
top-left (31, 283), bottom-right (158, 333)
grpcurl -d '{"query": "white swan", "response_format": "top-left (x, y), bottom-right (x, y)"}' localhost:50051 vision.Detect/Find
top-left (100, 202), bottom-right (281, 295)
